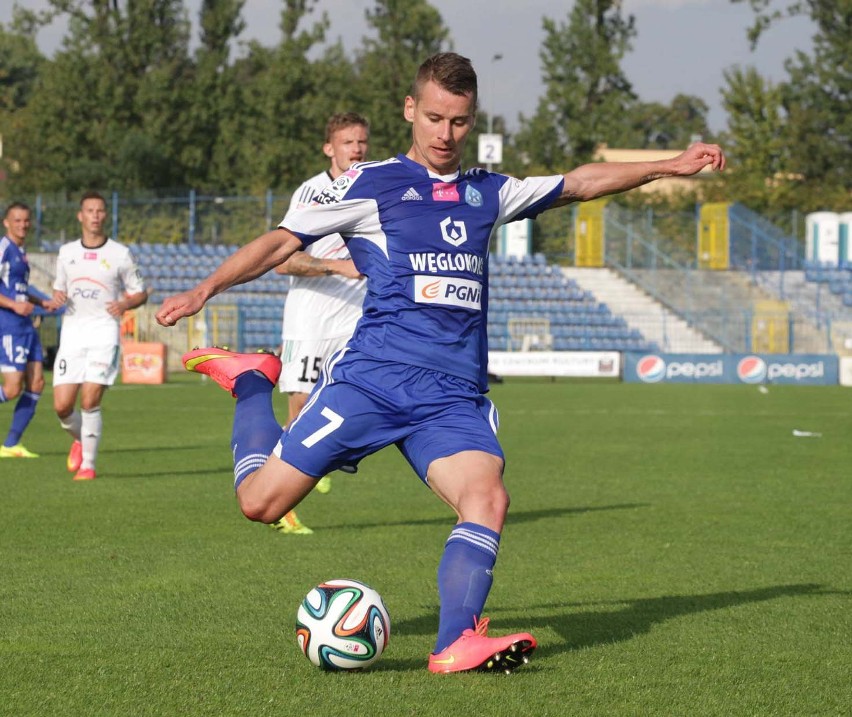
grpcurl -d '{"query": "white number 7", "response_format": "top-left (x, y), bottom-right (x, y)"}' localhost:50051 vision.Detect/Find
top-left (301, 407), bottom-right (344, 448)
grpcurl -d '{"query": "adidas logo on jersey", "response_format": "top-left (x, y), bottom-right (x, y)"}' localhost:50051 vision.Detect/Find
top-left (401, 187), bottom-right (423, 201)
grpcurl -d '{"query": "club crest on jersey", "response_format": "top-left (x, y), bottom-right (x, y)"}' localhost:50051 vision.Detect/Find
top-left (312, 167), bottom-right (362, 205)
top-left (464, 185), bottom-right (483, 207)
top-left (440, 217), bottom-right (467, 247)
top-left (414, 275), bottom-right (482, 310)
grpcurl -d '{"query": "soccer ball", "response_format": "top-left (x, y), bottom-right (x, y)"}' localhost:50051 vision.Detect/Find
top-left (296, 579), bottom-right (390, 671)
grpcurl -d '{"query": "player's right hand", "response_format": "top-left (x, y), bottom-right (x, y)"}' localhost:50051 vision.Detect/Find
top-left (156, 288), bottom-right (206, 326)
top-left (14, 300), bottom-right (35, 318)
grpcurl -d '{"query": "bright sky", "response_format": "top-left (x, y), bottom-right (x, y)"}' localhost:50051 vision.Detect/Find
top-left (2, 0), bottom-right (815, 134)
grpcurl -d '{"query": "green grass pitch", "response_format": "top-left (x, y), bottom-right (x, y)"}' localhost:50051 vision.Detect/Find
top-left (1, 375), bottom-right (850, 716)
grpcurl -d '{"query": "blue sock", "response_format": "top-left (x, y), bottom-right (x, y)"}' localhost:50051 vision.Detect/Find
top-left (434, 522), bottom-right (500, 653)
top-left (5, 391), bottom-right (40, 447)
top-left (231, 372), bottom-right (282, 490)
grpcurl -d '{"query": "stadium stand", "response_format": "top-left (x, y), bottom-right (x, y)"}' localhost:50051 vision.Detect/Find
top-left (115, 243), bottom-right (656, 353)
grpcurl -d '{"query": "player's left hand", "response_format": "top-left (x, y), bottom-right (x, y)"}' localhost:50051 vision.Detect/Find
top-left (50, 290), bottom-right (67, 309)
top-left (106, 299), bottom-right (125, 318)
top-left (671, 142), bottom-right (726, 176)
top-left (156, 288), bottom-right (206, 327)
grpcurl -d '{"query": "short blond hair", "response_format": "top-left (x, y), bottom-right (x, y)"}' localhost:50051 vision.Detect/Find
top-left (325, 112), bottom-right (370, 143)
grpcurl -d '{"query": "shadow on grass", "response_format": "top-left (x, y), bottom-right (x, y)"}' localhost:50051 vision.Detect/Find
top-left (33, 444), bottom-right (215, 460)
top-left (533, 583), bottom-right (834, 656)
top-left (390, 583), bottom-right (836, 670)
top-left (103, 444), bottom-right (217, 455)
top-left (329, 503), bottom-right (648, 531)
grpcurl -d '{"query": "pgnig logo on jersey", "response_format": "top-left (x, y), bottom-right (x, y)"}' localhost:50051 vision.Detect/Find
top-left (414, 275), bottom-right (481, 310)
top-left (736, 355), bottom-right (767, 384)
top-left (636, 355), bottom-right (666, 383)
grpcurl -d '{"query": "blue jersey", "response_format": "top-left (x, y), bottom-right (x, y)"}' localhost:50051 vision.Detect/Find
top-left (0, 235), bottom-right (32, 332)
top-left (281, 154), bottom-right (563, 390)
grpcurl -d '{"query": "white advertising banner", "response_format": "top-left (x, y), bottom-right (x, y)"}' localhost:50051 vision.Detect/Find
top-left (840, 356), bottom-right (852, 387)
top-left (488, 351), bottom-right (620, 378)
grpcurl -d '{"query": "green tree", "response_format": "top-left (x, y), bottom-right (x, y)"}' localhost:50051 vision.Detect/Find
top-left (353, 0), bottom-right (451, 160)
top-left (8, 0), bottom-right (193, 193)
top-left (0, 12), bottom-right (44, 114)
top-left (515, 0), bottom-right (636, 171)
top-left (719, 66), bottom-right (792, 210)
top-left (212, 0), bottom-right (359, 193)
top-left (612, 94), bottom-right (712, 149)
top-left (730, 0), bottom-right (851, 210)
top-left (0, 11), bottom-right (45, 194)
top-left (181, 0), bottom-right (246, 189)
top-left (780, 3), bottom-right (851, 206)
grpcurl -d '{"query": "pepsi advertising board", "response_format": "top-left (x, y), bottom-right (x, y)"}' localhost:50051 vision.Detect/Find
top-left (624, 353), bottom-right (838, 385)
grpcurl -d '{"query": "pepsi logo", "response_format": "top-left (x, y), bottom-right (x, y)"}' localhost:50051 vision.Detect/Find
top-left (737, 356), bottom-right (767, 384)
top-left (636, 355), bottom-right (666, 383)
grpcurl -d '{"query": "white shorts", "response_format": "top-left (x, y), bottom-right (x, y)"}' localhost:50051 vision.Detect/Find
top-left (53, 343), bottom-right (121, 386)
top-left (279, 336), bottom-right (349, 394)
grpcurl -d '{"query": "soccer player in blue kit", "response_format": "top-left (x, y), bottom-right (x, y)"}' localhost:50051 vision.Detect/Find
top-left (0, 202), bottom-right (53, 459)
top-left (156, 53), bottom-right (725, 673)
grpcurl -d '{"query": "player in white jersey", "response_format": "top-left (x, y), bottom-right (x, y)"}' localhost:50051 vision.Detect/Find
top-left (51, 191), bottom-right (148, 481)
top-left (270, 112), bottom-right (369, 535)
top-left (157, 53), bottom-right (725, 673)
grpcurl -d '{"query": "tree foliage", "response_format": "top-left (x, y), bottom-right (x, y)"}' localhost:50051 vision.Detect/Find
top-left (515, 0), bottom-right (637, 171)
top-left (613, 95), bottom-right (713, 150)
top-left (0, 13), bottom-right (44, 115)
top-left (0, 0), bottom-right (847, 226)
top-left (724, 0), bottom-right (851, 212)
top-left (354, 0), bottom-right (451, 160)
top-left (720, 66), bottom-right (793, 209)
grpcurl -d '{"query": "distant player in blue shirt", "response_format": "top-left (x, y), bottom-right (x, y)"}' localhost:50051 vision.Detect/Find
top-left (156, 53), bottom-right (726, 674)
top-left (0, 202), bottom-right (53, 458)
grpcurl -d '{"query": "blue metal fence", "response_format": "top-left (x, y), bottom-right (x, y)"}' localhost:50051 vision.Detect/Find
top-left (28, 189), bottom-right (293, 249)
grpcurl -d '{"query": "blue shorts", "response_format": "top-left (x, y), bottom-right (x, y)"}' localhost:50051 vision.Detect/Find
top-left (0, 326), bottom-right (44, 372)
top-left (273, 349), bottom-right (503, 482)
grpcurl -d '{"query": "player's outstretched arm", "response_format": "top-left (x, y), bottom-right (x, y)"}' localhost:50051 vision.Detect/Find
top-left (274, 252), bottom-right (363, 279)
top-left (156, 229), bottom-right (302, 327)
top-left (552, 142), bottom-right (726, 208)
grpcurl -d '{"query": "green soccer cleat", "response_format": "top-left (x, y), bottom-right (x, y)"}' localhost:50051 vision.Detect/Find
top-left (0, 443), bottom-right (39, 458)
top-left (269, 510), bottom-right (313, 535)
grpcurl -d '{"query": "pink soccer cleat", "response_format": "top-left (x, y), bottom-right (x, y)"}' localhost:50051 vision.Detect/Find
top-left (427, 617), bottom-right (536, 674)
top-left (183, 347), bottom-right (282, 396)
top-left (66, 440), bottom-right (83, 473)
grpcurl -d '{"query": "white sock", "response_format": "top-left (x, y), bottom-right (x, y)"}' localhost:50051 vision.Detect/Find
top-left (59, 410), bottom-right (82, 441)
top-left (80, 407), bottom-right (102, 471)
